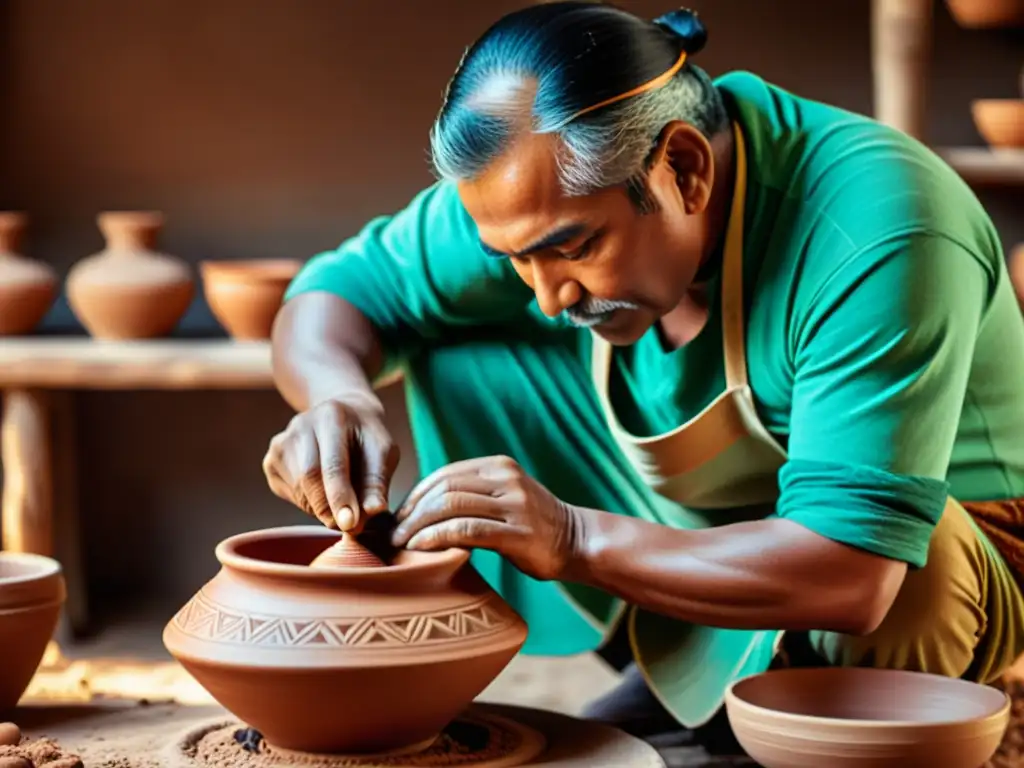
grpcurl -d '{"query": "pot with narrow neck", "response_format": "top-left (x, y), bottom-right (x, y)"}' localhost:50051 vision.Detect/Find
top-left (0, 213), bottom-right (57, 335)
top-left (67, 211), bottom-right (194, 339)
top-left (163, 526), bottom-right (529, 755)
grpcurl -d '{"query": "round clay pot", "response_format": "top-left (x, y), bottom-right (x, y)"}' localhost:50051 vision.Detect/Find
top-left (0, 213), bottom-right (57, 335)
top-left (971, 100), bottom-right (1024, 148)
top-left (66, 212), bottom-right (194, 339)
top-left (1010, 243), bottom-right (1024, 308)
top-left (163, 526), bottom-right (528, 755)
top-left (725, 667), bottom-right (1010, 768)
top-left (946, 0), bottom-right (1024, 27)
top-left (0, 553), bottom-right (66, 714)
top-left (200, 260), bottom-right (301, 340)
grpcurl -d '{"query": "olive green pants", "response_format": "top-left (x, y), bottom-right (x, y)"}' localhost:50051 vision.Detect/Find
top-left (398, 333), bottom-right (1024, 684)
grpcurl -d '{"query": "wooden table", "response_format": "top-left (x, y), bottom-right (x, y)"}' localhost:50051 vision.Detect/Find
top-left (0, 338), bottom-right (333, 635)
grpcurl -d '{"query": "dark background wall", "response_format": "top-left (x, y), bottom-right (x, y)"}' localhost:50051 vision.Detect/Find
top-left (0, 0), bottom-right (1021, 614)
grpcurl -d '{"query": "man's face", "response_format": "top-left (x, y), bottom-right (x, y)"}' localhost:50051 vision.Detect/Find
top-left (457, 127), bottom-right (713, 345)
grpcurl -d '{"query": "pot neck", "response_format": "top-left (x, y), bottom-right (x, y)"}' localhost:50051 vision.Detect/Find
top-left (0, 214), bottom-right (26, 253)
top-left (98, 213), bottom-right (163, 252)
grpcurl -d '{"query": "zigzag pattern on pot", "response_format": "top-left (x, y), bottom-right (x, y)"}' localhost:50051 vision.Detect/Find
top-left (172, 591), bottom-right (517, 647)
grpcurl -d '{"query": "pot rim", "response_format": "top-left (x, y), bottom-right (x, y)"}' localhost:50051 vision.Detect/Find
top-left (724, 667), bottom-right (1011, 731)
top-left (200, 259), bottom-right (303, 281)
top-left (0, 552), bottom-right (63, 585)
top-left (215, 525), bottom-right (471, 583)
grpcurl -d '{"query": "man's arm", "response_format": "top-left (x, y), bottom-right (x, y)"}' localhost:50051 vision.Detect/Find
top-left (561, 234), bottom-right (991, 634)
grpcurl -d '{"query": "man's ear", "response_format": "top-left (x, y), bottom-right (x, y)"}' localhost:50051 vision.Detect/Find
top-left (646, 120), bottom-right (715, 215)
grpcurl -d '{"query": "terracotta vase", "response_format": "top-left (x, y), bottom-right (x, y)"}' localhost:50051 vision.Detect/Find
top-left (946, 0), bottom-right (1024, 27)
top-left (971, 100), bottom-right (1024, 148)
top-left (66, 212), bottom-right (194, 339)
top-left (163, 526), bottom-right (528, 755)
top-left (1011, 243), bottom-right (1024, 308)
top-left (200, 260), bottom-right (301, 340)
top-left (0, 213), bottom-right (57, 335)
top-left (725, 667), bottom-right (1009, 768)
top-left (0, 553), bottom-right (66, 713)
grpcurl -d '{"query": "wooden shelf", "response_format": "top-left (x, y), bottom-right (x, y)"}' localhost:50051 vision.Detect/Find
top-left (0, 338), bottom-right (274, 390)
top-left (937, 147), bottom-right (1024, 186)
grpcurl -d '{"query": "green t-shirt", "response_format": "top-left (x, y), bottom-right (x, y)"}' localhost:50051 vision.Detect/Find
top-left (285, 71), bottom-right (1024, 569)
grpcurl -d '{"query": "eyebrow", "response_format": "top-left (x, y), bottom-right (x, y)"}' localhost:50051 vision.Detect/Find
top-left (480, 222), bottom-right (588, 259)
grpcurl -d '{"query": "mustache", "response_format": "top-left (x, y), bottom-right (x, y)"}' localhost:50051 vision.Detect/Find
top-left (563, 296), bottom-right (641, 328)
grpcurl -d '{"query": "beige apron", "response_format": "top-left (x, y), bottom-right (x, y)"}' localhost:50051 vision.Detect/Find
top-left (587, 122), bottom-right (790, 727)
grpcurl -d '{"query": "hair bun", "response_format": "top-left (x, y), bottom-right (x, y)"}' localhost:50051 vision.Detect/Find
top-left (653, 8), bottom-right (708, 55)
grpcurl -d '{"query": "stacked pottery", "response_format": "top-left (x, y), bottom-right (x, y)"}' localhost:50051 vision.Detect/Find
top-left (66, 211), bottom-right (194, 339)
top-left (0, 213), bottom-right (57, 335)
top-left (163, 526), bottom-right (528, 755)
top-left (200, 259), bottom-right (301, 340)
top-left (0, 553), bottom-right (66, 713)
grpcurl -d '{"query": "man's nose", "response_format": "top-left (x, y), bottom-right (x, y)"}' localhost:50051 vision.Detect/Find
top-left (532, 261), bottom-right (581, 318)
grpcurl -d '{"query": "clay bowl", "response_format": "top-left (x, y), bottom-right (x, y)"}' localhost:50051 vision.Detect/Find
top-left (725, 667), bottom-right (1010, 768)
top-left (0, 553), bottom-right (66, 713)
top-left (946, 0), bottom-right (1024, 27)
top-left (163, 526), bottom-right (528, 755)
top-left (971, 100), bottom-right (1024, 148)
top-left (200, 260), bottom-right (301, 340)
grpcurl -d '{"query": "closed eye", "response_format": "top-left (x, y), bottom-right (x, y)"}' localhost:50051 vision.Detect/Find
top-left (564, 231), bottom-right (602, 261)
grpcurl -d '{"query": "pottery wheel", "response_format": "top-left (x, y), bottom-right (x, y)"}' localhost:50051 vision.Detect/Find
top-left (167, 703), bottom-right (665, 768)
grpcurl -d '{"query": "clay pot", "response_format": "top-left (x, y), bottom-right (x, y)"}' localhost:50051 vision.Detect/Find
top-left (163, 526), bottom-right (528, 755)
top-left (0, 553), bottom-right (66, 713)
top-left (946, 0), bottom-right (1024, 27)
top-left (1011, 243), bottom-right (1024, 308)
top-left (0, 213), bottom-right (57, 335)
top-left (725, 667), bottom-right (1009, 768)
top-left (66, 212), bottom-right (193, 339)
top-left (971, 100), bottom-right (1024, 148)
top-left (200, 260), bottom-right (301, 340)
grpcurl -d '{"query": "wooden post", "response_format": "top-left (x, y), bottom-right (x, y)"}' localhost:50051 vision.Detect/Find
top-left (872, 0), bottom-right (934, 140)
top-left (1, 388), bottom-right (53, 556)
top-left (51, 391), bottom-right (89, 636)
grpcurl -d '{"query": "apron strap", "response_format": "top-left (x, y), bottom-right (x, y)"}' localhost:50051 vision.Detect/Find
top-left (720, 121), bottom-right (750, 391)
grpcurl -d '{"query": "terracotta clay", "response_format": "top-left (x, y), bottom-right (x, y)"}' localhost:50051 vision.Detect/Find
top-left (971, 100), bottom-right (1024, 148)
top-left (66, 212), bottom-right (193, 339)
top-left (0, 553), bottom-right (66, 714)
top-left (0, 213), bottom-right (56, 335)
top-left (946, 0), bottom-right (1024, 27)
top-left (163, 525), bottom-right (529, 755)
top-left (309, 533), bottom-right (387, 569)
top-left (1010, 243), bottom-right (1024, 309)
top-left (725, 667), bottom-right (1010, 768)
top-left (200, 260), bottom-right (301, 341)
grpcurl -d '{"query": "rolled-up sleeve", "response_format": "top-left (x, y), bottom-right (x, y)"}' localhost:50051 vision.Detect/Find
top-left (777, 233), bottom-right (995, 568)
top-left (285, 180), bottom-right (533, 371)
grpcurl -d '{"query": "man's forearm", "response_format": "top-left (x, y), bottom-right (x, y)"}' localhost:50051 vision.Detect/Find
top-left (562, 508), bottom-right (907, 635)
top-left (271, 293), bottom-right (385, 413)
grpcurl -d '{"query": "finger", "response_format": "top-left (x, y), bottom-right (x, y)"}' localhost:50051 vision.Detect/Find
top-left (315, 419), bottom-right (359, 530)
top-left (396, 458), bottom-right (496, 523)
top-left (358, 426), bottom-right (400, 515)
top-left (406, 517), bottom-right (508, 552)
top-left (392, 488), bottom-right (505, 547)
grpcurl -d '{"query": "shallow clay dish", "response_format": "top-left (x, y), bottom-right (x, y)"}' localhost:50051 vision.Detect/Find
top-left (200, 260), bottom-right (301, 340)
top-left (0, 553), bottom-right (66, 713)
top-left (946, 0), bottom-right (1024, 27)
top-left (163, 525), bottom-right (528, 755)
top-left (971, 100), bottom-right (1024, 148)
top-left (725, 667), bottom-right (1009, 768)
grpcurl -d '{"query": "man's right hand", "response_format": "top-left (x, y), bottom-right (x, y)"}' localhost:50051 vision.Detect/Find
top-left (262, 397), bottom-right (400, 532)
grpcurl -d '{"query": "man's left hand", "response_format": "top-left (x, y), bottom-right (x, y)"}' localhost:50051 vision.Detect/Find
top-left (390, 456), bottom-right (583, 581)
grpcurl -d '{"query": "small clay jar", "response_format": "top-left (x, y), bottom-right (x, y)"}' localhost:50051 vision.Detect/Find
top-left (200, 260), bottom-right (301, 340)
top-left (946, 0), bottom-right (1024, 27)
top-left (66, 212), bottom-right (194, 339)
top-left (0, 213), bottom-right (57, 335)
top-left (1011, 243), bottom-right (1024, 309)
top-left (0, 553), bottom-right (66, 714)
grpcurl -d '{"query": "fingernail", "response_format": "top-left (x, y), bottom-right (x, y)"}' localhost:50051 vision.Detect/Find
top-left (334, 506), bottom-right (355, 531)
top-left (390, 526), bottom-right (406, 547)
top-left (365, 492), bottom-right (387, 513)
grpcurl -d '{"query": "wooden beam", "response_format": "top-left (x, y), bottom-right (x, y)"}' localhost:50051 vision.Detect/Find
top-left (1, 389), bottom-right (53, 556)
top-left (0, 339), bottom-right (273, 390)
top-left (51, 391), bottom-right (89, 637)
top-left (938, 148), bottom-right (1024, 186)
top-left (872, 0), bottom-right (934, 140)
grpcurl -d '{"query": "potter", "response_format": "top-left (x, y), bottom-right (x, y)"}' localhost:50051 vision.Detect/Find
top-left (263, 2), bottom-right (1024, 755)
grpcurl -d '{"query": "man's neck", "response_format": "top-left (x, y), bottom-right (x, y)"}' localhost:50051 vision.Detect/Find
top-left (658, 126), bottom-right (737, 351)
